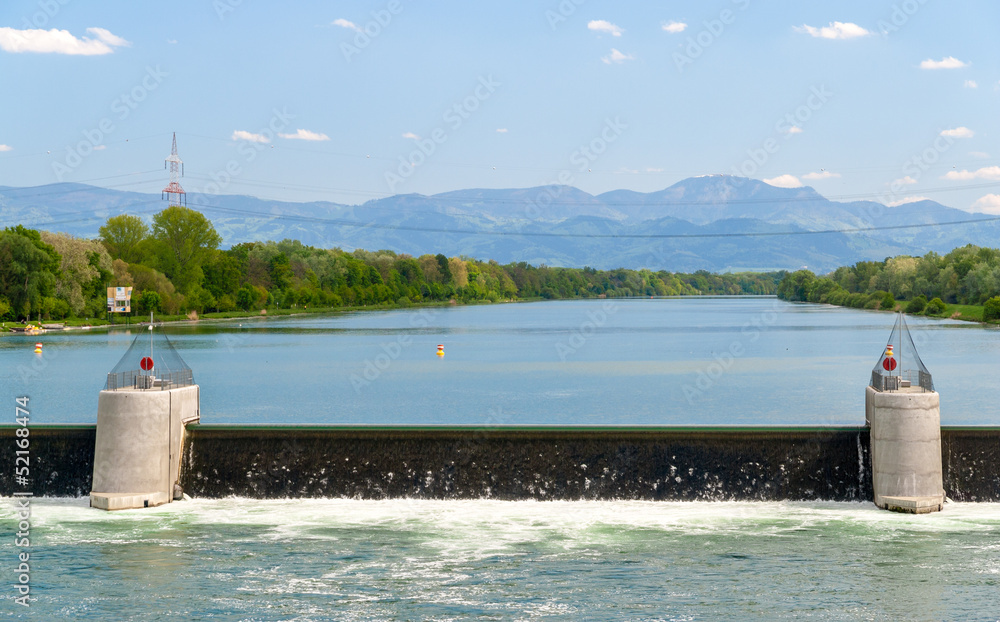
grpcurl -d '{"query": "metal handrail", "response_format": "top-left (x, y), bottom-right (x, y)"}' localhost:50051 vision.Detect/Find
top-left (106, 369), bottom-right (194, 391)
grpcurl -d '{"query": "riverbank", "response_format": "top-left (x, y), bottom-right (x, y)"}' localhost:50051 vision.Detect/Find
top-left (0, 298), bottom-right (501, 335)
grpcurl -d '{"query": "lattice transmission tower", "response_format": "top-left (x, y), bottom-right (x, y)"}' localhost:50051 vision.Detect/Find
top-left (161, 132), bottom-right (187, 206)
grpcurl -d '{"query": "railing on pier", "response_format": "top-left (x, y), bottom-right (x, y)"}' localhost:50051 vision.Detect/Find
top-left (106, 369), bottom-right (194, 391)
top-left (870, 369), bottom-right (932, 393)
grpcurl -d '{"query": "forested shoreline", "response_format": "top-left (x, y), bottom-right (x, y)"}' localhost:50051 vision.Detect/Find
top-left (777, 245), bottom-right (1000, 322)
top-left (0, 206), bottom-right (782, 324)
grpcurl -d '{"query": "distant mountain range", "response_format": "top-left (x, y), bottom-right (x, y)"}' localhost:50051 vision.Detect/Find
top-left (1, 176), bottom-right (996, 273)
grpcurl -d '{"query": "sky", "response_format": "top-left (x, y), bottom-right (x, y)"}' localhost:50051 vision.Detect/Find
top-left (1, 0), bottom-right (999, 214)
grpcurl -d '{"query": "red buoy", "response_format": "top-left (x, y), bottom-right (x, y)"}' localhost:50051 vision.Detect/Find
top-left (882, 357), bottom-right (897, 371)
top-left (140, 356), bottom-right (154, 371)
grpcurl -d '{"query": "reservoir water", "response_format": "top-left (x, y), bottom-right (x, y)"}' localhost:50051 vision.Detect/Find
top-left (3, 298), bottom-right (1000, 619)
top-left (1, 297), bottom-right (997, 425)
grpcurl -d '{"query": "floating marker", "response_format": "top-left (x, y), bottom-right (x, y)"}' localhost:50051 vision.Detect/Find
top-left (436, 344), bottom-right (445, 357)
top-left (34, 342), bottom-right (42, 354)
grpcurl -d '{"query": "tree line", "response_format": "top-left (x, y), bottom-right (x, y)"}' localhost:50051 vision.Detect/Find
top-left (776, 245), bottom-right (1000, 321)
top-left (0, 206), bottom-right (783, 322)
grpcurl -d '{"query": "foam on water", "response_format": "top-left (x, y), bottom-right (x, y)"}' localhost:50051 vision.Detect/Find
top-left (6, 498), bottom-right (1000, 620)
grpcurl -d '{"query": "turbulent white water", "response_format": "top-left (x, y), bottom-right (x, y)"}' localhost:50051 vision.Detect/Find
top-left (4, 498), bottom-right (1000, 620)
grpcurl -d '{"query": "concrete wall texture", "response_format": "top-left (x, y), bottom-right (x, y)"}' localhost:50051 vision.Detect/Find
top-left (90, 385), bottom-right (199, 508)
top-left (3, 425), bottom-right (999, 502)
top-left (867, 387), bottom-right (945, 511)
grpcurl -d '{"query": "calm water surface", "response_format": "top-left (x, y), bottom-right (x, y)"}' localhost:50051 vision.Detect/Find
top-left (1, 297), bottom-right (997, 425)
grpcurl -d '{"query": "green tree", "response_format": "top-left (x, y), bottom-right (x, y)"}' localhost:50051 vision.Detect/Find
top-left (150, 206), bottom-right (222, 292)
top-left (40, 232), bottom-right (113, 316)
top-left (0, 227), bottom-right (60, 319)
top-left (137, 290), bottom-right (161, 314)
top-left (99, 214), bottom-right (149, 263)
top-left (236, 284), bottom-right (256, 311)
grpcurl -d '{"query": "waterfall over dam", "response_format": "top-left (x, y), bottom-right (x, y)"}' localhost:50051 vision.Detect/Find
top-left (5, 425), bottom-right (1000, 502)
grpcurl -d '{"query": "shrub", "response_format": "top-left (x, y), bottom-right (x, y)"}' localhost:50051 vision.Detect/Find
top-left (926, 297), bottom-right (947, 315)
top-left (984, 296), bottom-right (1000, 322)
top-left (905, 295), bottom-right (927, 314)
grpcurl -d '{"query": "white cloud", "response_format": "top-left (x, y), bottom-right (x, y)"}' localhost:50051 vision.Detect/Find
top-left (795, 22), bottom-right (871, 40)
top-left (970, 194), bottom-right (1000, 215)
top-left (87, 27), bottom-right (130, 48)
top-left (969, 151), bottom-right (990, 159)
top-left (601, 48), bottom-right (634, 64)
top-left (964, 80), bottom-right (978, 88)
top-left (887, 196), bottom-right (930, 207)
top-left (802, 170), bottom-right (840, 180)
top-left (93, 145), bottom-right (106, 151)
top-left (401, 132), bottom-right (420, 140)
top-left (332, 18), bottom-right (361, 32)
top-left (943, 166), bottom-right (1000, 181)
top-left (496, 128), bottom-right (508, 133)
top-left (645, 167), bottom-right (664, 173)
top-left (940, 126), bottom-right (974, 138)
top-left (785, 125), bottom-right (804, 135)
top-left (232, 130), bottom-right (271, 143)
top-left (893, 175), bottom-right (918, 186)
top-left (920, 56), bottom-right (969, 69)
top-left (763, 174), bottom-right (803, 188)
top-left (278, 129), bottom-right (330, 141)
top-left (588, 20), bottom-right (623, 37)
top-left (662, 21), bottom-right (687, 34)
top-left (0, 144), bottom-right (12, 152)
top-left (0, 26), bottom-right (130, 55)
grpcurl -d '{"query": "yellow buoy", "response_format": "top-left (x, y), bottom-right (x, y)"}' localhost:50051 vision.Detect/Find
top-left (34, 342), bottom-right (42, 354)
top-left (436, 344), bottom-right (445, 357)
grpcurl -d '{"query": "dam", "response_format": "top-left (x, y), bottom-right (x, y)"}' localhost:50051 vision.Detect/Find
top-left (5, 424), bottom-right (1000, 501)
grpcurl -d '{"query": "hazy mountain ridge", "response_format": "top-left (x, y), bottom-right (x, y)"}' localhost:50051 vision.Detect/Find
top-left (1, 176), bottom-right (995, 273)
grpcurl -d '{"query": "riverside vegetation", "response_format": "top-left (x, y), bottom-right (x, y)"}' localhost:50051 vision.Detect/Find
top-left (777, 245), bottom-right (1000, 323)
top-left (0, 206), bottom-right (781, 324)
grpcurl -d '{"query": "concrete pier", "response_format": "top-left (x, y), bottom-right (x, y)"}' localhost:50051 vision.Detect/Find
top-left (866, 386), bottom-right (944, 513)
top-left (90, 385), bottom-right (200, 510)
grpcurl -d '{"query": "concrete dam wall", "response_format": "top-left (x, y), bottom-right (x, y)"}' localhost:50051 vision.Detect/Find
top-left (3, 425), bottom-right (999, 502)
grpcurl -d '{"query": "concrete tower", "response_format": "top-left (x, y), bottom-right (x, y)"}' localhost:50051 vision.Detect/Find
top-left (90, 321), bottom-right (200, 510)
top-left (865, 312), bottom-right (944, 514)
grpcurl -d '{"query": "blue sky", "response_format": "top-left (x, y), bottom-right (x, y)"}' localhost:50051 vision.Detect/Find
top-left (1, 0), bottom-right (999, 213)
